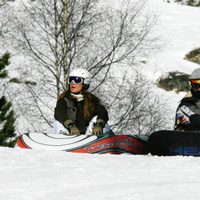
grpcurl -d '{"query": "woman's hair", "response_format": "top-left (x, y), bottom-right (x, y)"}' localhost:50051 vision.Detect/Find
top-left (58, 90), bottom-right (100, 123)
top-left (58, 91), bottom-right (67, 99)
top-left (83, 92), bottom-right (95, 123)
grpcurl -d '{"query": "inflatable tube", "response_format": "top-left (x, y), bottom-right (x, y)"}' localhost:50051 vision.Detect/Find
top-left (149, 130), bottom-right (200, 156)
top-left (16, 133), bottom-right (149, 155)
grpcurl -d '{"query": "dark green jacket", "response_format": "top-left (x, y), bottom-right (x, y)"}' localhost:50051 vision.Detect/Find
top-left (54, 92), bottom-right (109, 134)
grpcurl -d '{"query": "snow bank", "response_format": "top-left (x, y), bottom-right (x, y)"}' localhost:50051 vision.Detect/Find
top-left (1, 147), bottom-right (200, 200)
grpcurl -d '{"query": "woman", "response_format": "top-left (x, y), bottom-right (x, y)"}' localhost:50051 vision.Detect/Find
top-left (54, 68), bottom-right (109, 135)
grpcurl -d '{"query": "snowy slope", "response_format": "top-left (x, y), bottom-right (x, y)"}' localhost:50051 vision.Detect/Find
top-left (143, 0), bottom-right (200, 125)
top-left (1, 1), bottom-right (200, 200)
top-left (1, 147), bottom-right (200, 200)
top-left (146, 0), bottom-right (200, 79)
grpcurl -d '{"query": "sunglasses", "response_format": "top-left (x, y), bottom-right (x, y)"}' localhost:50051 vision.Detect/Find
top-left (68, 76), bottom-right (84, 84)
top-left (190, 80), bottom-right (200, 88)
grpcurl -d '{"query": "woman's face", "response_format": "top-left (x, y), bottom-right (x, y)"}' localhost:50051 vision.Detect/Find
top-left (70, 83), bottom-right (84, 93)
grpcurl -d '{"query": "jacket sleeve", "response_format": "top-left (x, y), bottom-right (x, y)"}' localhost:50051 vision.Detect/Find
top-left (189, 114), bottom-right (200, 126)
top-left (93, 101), bottom-right (109, 124)
top-left (175, 101), bottom-right (199, 131)
top-left (54, 98), bottom-right (77, 126)
top-left (54, 98), bottom-right (67, 125)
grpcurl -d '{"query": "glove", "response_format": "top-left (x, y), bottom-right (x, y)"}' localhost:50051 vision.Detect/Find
top-left (189, 114), bottom-right (200, 126)
top-left (92, 119), bottom-right (105, 136)
top-left (64, 120), bottom-right (80, 135)
top-left (69, 126), bottom-right (80, 135)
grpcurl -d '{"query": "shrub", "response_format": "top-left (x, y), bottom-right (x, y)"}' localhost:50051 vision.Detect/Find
top-left (9, 78), bottom-right (37, 85)
top-left (185, 48), bottom-right (200, 64)
top-left (9, 77), bottom-right (21, 84)
top-left (157, 71), bottom-right (190, 93)
top-left (174, 0), bottom-right (200, 6)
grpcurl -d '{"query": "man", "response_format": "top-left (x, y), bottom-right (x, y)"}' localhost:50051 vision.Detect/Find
top-left (175, 68), bottom-right (200, 131)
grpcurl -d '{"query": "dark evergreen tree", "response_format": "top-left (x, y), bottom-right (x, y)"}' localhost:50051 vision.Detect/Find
top-left (0, 53), bottom-right (16, 147)
top-left (0, 53), bottom-right (9, 78)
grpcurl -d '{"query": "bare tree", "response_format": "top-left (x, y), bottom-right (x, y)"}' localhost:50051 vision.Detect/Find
top-left (94, 71), bottom-right (170, 135)
top-left (0, 0), bottom-right (8, 38)
top-left (1, 0), bottom-right (166, 134)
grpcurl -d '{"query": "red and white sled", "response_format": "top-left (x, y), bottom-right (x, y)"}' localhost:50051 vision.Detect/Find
top-left (16, 133), bottom-right (149, 155)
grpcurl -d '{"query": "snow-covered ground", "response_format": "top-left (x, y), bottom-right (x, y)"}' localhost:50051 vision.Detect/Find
top-left (1, 0), bottom-right (200, 199)
top-left (1, 147), bottom-right (200, 200)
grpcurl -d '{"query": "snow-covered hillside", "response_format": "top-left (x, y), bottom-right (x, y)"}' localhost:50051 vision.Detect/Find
top-left (1, 1), bottom-right (200, 199)
top-left (1, 147), bottom-right (200, 200)
top-left (145, 0), bottom-right (200, 121)
top-left (147, 0), bottom-right (200, 78)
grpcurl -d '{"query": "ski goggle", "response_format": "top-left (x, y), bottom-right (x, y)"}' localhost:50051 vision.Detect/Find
top-left (68, 76), bottom-right (84, 84)
top-left (190, 80), bottom-right (200, 88)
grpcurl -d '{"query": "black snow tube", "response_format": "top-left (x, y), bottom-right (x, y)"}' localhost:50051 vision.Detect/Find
top-left (149, 130), bottom-right (200, 156)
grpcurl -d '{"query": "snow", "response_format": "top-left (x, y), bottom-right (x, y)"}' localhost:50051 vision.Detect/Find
top-left (142, 0), bottom-right (200, 124)
top-left (144, 0), bottom-right (200, 79)
top-left (1, 0), bottom-right (200, 199)
top-left (1, 147), bottom-right (200, 200)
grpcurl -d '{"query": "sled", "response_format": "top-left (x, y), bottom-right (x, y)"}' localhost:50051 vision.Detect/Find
top-left (16, 132), bottom-right (149, 155)
top-left (149, 130), bottom-right (200, 156)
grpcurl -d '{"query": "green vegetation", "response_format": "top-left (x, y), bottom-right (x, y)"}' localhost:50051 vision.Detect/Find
top-left (0, 53), bottom-right (16, 147)
top-left (9, 77), bottom-right (37, 86)
top-left (174, 0), bottom-right (200, 6)
top-left (157, 71), bottom-right (190, 93)
top-left (185, 48), bottom-right (200, 65)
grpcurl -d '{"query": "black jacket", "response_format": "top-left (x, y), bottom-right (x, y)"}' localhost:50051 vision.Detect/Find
top-left (54, 92), bottom-right (109, 134)
top-left (175, 96), bottom-right (200, 131)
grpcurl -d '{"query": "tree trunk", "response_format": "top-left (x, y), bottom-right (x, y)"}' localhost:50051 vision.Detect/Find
top-left (63, 0), bottom-right (69, 90)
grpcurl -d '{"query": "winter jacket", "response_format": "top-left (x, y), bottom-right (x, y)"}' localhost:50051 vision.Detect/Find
top-left (54, 91), bottom-right (109, 134)
top-left (175, 95), bottom-right (200, 131)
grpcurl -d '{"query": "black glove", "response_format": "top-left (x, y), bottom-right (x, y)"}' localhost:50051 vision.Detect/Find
top-left (92, 119), bottom-right (105, 136)
top-left (189, 114), bottom-right (200, 126)
top-left (64, 120), bottom-right (80, 135)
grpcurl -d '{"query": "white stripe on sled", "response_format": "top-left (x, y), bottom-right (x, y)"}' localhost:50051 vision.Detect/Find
top-left (22, 133), bottom-right (98, 151)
